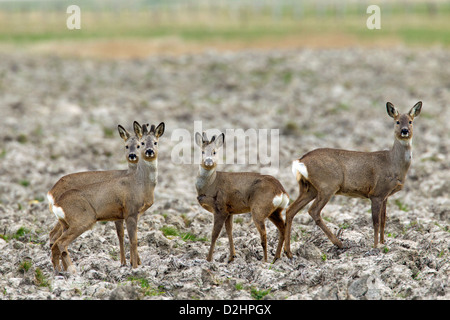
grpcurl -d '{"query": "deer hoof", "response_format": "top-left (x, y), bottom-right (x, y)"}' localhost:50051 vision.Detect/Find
top-left (67, 265), bottom-right (77, 275)
top-left (285, 250), bottom-right (293, 259)
top-left (335, 240), bottom-right (344, 249)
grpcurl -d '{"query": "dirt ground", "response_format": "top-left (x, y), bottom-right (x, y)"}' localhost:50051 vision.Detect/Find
top-left (0, 45), bottom-right (448, 300)
top-left (14, 33), bottom-right (398, 59)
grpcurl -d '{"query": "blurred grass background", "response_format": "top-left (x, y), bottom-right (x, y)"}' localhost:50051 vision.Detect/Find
top-left (0, 0), bottom-right (449, 58)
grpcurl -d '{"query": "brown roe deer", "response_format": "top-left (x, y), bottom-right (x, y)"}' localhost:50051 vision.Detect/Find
top-left (49, 122), bottom-right (164, 274)
top-left (48, 122), bottom-right (143, 266)
top-left (195, 132), bottom-right (289, 263)
top-left (285, 102), bottom-right (422, 258)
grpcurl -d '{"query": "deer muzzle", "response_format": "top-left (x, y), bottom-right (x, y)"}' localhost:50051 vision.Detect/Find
top-left (128, 153), bottom-right (138, 163)
top-left (145, 149), bottom-right (155, 158)
top-left (204, 157), bottom-right (214, 167)
top-left (401, 128), bottom-right (410, 137)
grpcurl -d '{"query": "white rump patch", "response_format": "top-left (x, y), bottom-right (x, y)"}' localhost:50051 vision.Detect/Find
top-left (53, 205), bottom-right (65, 220)
top-left (272, 193), bottom-right (289, 209)
top-left (47, 192), bottom-right (54, 208)
top-left (49, 194), bottom-right (66, 220)
top-left (291, 160), bottom-right (308, 180)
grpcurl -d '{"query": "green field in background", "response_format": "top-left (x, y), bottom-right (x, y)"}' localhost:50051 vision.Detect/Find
top-left (0, 9), bottom-right (449, 47)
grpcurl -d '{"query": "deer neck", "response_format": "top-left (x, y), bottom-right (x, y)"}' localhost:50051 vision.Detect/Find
top-left (196, 165), bottom-right (217, 194)
top-left (127, 162), bottom-right (138, 171)
top-left (137, 159), bottom-right (158, 186)
top-left (389, 137), bottom-right (412, 180)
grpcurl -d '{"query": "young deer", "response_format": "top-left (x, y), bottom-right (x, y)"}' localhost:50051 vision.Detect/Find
top-left (48, 123), bottom-right (141, 266)
top-left (49, 122), bottom-right (164, 274)
top-left (285, 102), bottom-right (422, 258)
top-left (195, 132), bottom-right (289, 263)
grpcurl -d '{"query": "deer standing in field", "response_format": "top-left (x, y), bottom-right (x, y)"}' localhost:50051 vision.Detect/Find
top-left (48, 122), bottom-right (142, 266)
top-left (49, 122), bottom-right (164, 274)
top-left (285, 102), bottom-right (422, 258)
top-left (195, 132), bottom-right (289, 263)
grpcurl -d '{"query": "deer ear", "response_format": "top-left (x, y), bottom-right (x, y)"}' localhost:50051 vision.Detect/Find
top-left (118, 125), bottom-right (130, 141)
top-left (215, 133), bottom-right (225, 149)
top-left (155, 122), bottom-right (165, 138)
top-left (195, 132), bottom-right (203, 147)
top-left (409, 101), bottom-right (422, 119)
top-left (386, 102), bottom-right (399, 119)
top-left (133, 121), bottom-right (143, 139)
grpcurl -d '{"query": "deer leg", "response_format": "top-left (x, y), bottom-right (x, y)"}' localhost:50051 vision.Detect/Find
top-left (308, 192), bottom-right (343, 248)
top-left (379, 199), bottom-right (387, 244)
top-left (49, 221), bottom-right (62, 249)
top-left (268, 208), bottom-right (285, 263)
top-left (370, 197), bottom-right (384, 248)
top-left (252, 210), bottom-right (268, 262)
top-left (53, 223), bottom-right (92, 275)
top-left (224, 215), bottom-right (236, 263)
top-left (125, 216), bottom-right (140, 268)
top-left (114, 220), bottom-right (126, 266)
top-left (51, 242), bottom-right (63, 274)
top-left (207, 211), bottom-right (227, 262)
top-left (284, 188), bottom-right (316, 258)
top-left (60, 243), bottom-right (76, 275)
top-left (50, 220), bottom-right (69, 274)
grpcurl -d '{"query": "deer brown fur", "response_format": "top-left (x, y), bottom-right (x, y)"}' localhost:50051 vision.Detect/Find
top-left (48, 123), bottom-right (141, 266)
top-left (49, 122), bottom-right (164, 274)
top-left (195, 132), bottom-right (289, 263)
top-left (284, 102), bottom-right (422, 258)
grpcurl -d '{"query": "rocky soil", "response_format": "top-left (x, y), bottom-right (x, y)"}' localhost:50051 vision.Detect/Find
top-left (0, 47), bottom-right (448, 300)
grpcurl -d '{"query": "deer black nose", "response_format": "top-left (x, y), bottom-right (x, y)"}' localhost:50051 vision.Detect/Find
top-left (204, 158), bottom-right (214, 167)
top-left (145, 149), bottom-right (155, 157)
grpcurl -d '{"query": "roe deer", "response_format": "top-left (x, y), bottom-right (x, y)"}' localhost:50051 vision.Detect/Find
top-left (195, 132), bottom-right (289, 263)
top-left (49, 122), bottom-right (165, 274)
top-left (48, 123), bottom-right (142, 266)
top-left (285, 102), bottom-right (422, 258)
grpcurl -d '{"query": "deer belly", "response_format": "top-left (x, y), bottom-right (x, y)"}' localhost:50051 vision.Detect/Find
top-left (336, 187), bottom-right (370, 199)
top-left (96, 203), bottom-right (124, 221)
top-left (225, 202), bottom-right (250, 214)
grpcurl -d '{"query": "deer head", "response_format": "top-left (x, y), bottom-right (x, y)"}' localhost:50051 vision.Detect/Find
top-left (195, 132), bottom-right (225, 170)
top-left (118, 124), bottom-right (140, 165)
top-left (387, 101), bottom-right (422, 142)
top-left (134, 121), bottom-right (165, 161)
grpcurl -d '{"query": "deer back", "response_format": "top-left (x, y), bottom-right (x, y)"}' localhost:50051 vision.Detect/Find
top-left (299, 148), bottom-right (394, 198)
